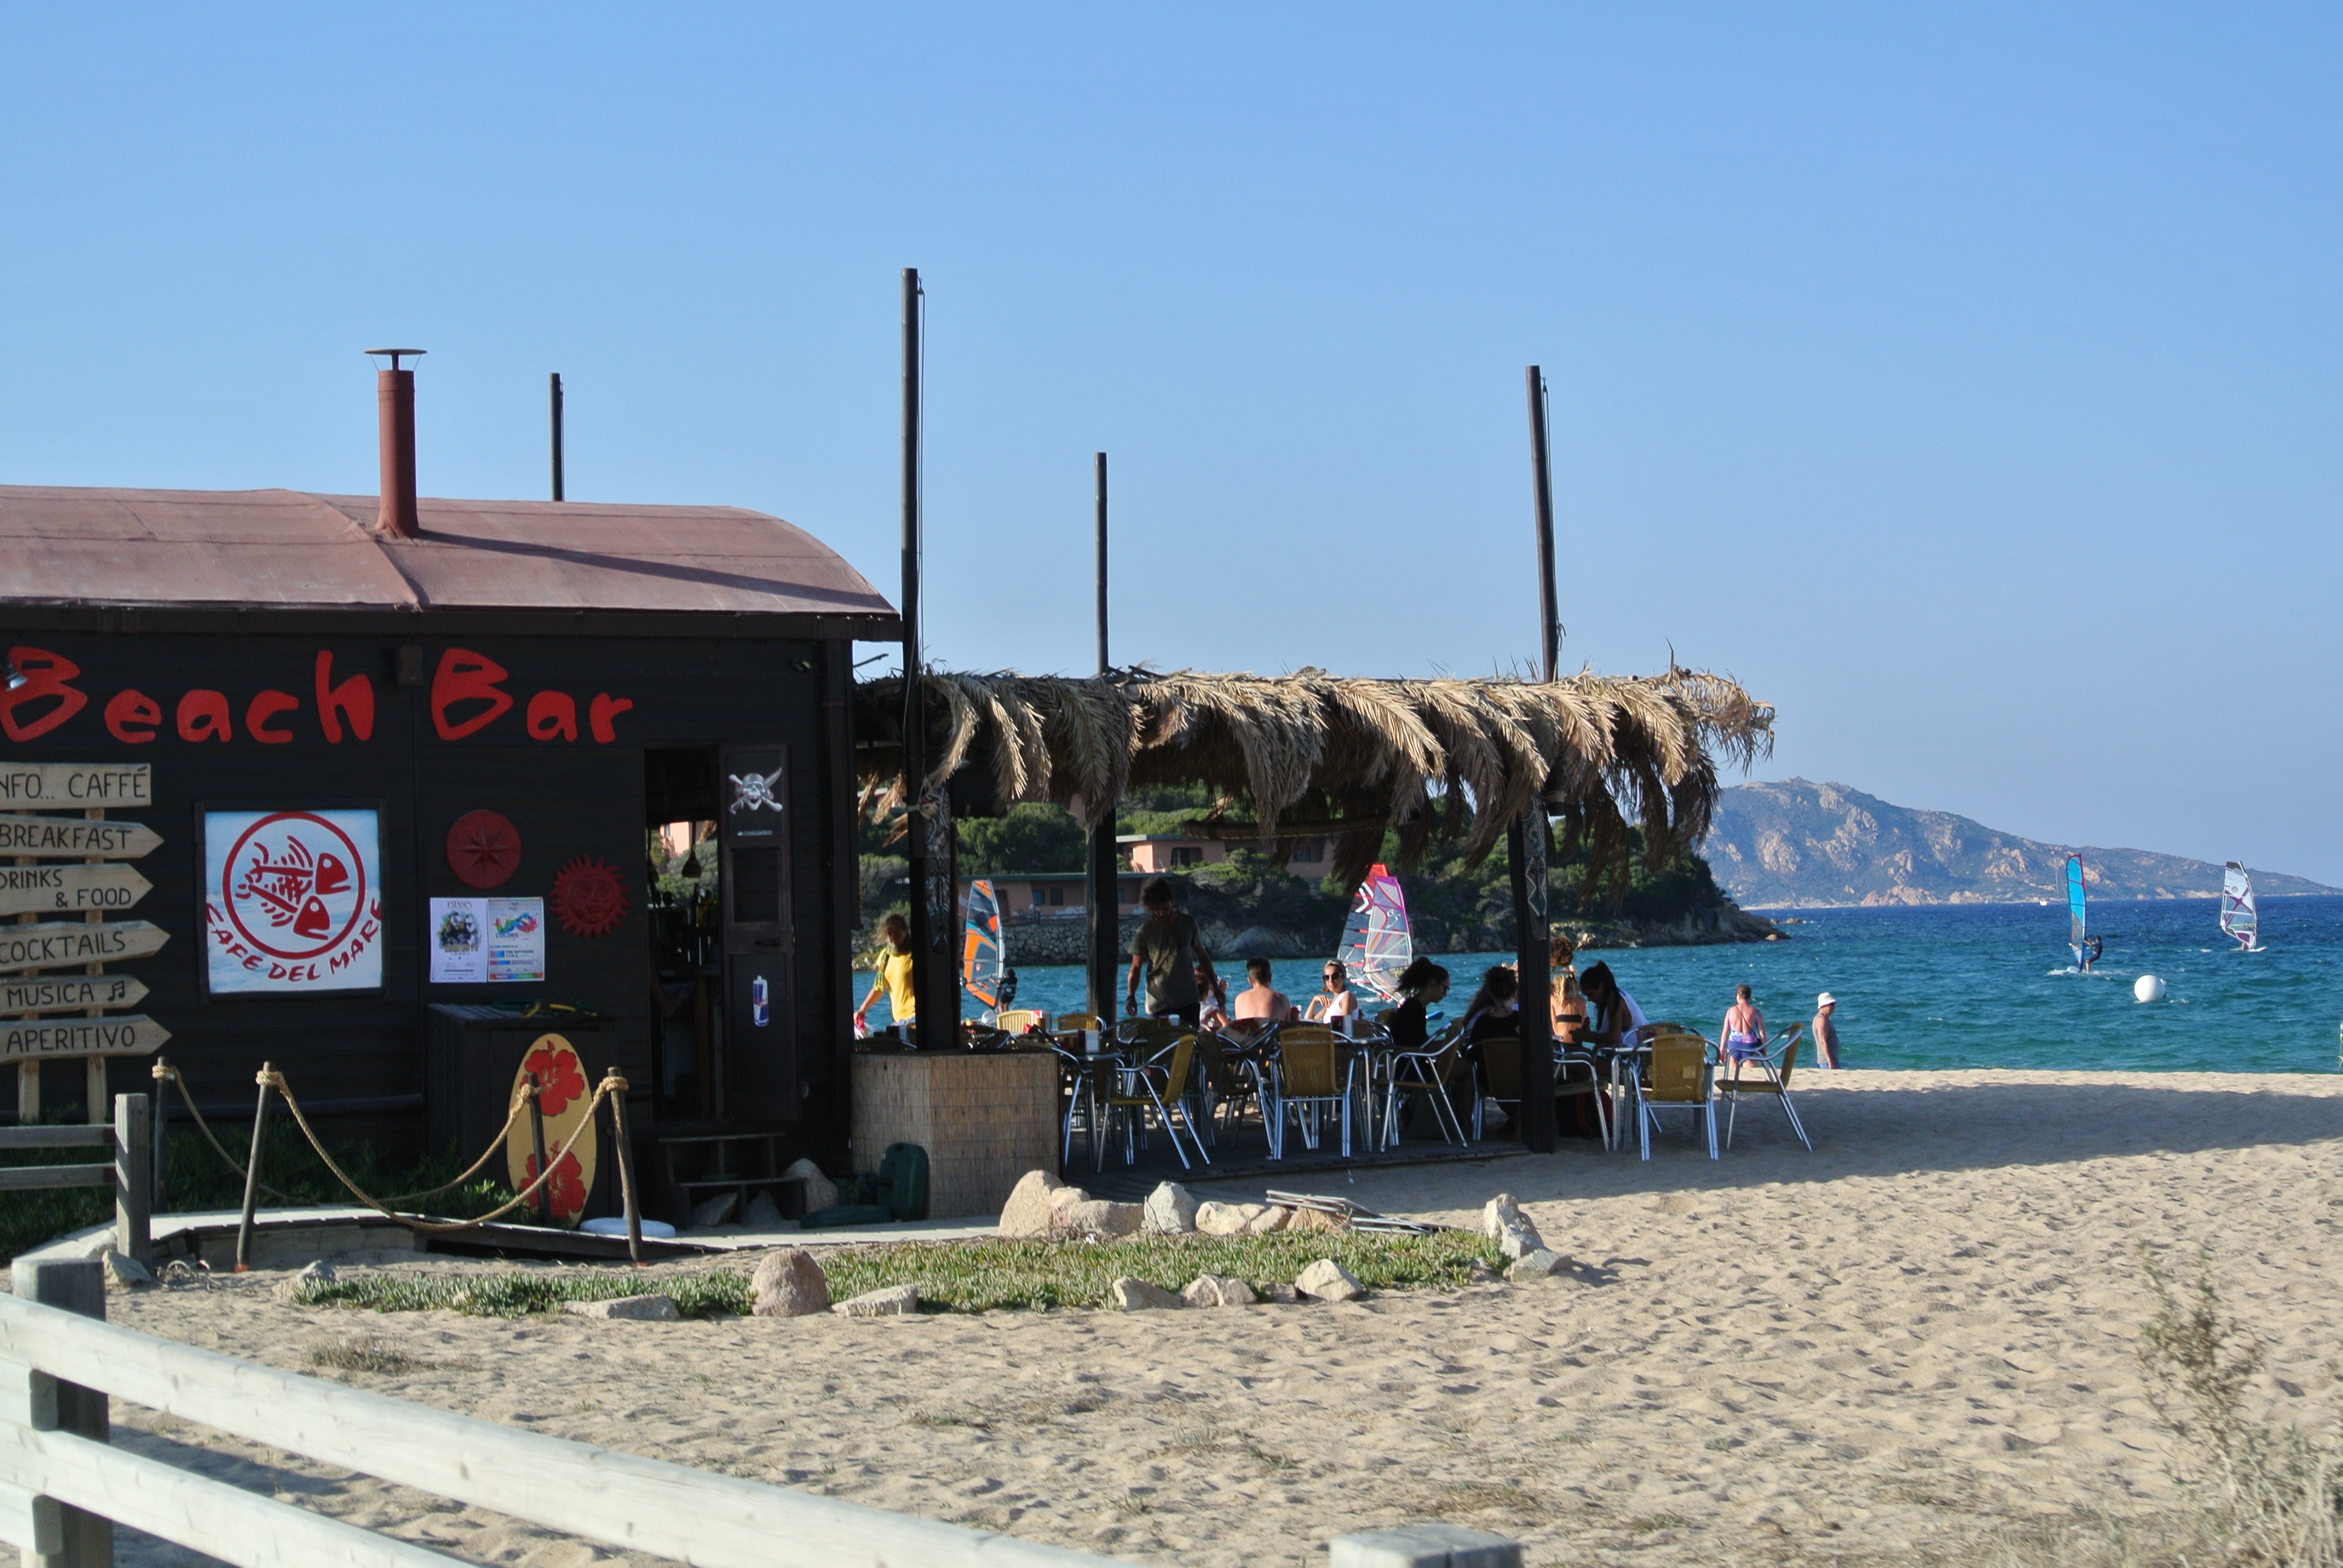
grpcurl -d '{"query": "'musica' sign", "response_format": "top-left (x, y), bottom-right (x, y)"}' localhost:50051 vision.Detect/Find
top-left (0, 759), bottom-right (169, 1067)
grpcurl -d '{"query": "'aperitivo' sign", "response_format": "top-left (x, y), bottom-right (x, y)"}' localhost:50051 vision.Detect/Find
top-left (0, 646), bottom-right (636, 747)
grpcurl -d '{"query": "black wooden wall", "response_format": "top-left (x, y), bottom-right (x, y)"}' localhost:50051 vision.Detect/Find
top-left (0, 629), bottom-right (856, 1161)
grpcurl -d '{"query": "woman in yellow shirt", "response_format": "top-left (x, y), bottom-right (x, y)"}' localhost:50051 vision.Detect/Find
top-left (854, 913), bottom-right (917, 1033)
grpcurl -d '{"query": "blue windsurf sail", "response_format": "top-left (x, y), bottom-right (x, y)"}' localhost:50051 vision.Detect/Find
top-left (2065, 854), bottom-right (2088, 967)
top-left (1336, 864), bottom-right (1412, 1005)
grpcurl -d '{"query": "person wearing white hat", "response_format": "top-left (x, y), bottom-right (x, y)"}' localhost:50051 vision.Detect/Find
top-left (1812, 993), bottom-right (1842, 1069)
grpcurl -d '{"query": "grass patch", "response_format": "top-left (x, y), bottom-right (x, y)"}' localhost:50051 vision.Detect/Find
top-left (304, 1336), bottom-right (436, 1375)
top-left (287, 1230), bottom-right (1502, 1318)
top-left (1428, 1481), bottom-right (1545, 1519)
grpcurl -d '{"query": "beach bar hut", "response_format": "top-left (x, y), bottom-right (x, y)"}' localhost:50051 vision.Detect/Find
top-left (0, 364), bottom-right (897, 1218)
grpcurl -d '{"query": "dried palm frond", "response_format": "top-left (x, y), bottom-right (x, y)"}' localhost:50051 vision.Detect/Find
top-left (848, 662), bottom-right (1772, 906)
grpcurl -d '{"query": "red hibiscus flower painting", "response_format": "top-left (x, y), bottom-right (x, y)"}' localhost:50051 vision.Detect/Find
top-left (522, 1044), bottom-right (587, 1117)
top-left (525, 1150), bottom-right (588, 1224)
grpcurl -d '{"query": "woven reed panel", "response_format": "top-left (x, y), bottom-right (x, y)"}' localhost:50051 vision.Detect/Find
top-left (851, 1051), bottom-right (1059, 1219)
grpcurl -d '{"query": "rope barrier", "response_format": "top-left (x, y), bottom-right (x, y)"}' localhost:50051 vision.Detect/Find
top-left (152, 1062), bottom-right (536, 1208)
top-left (260, 1065), bottom-right (627, 1234)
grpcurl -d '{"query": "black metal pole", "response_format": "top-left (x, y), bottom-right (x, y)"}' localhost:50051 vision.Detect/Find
top-left (1086, 452), bottom-right (1118, 1020)
top-left (1514, 366), bottom-right (1558, 1153)
top-left (549, 373), bottom-right (565, 501)
top-left (1527, 365), bottom-right (1559, 682)
top-left (900, 268), bottom-right (953, 1048)
top-left (526, 1071), bottom-right (552, 1223)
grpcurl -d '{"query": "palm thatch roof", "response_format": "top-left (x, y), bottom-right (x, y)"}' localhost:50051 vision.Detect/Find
top-left (853, 666), bottom-right (1772, 902)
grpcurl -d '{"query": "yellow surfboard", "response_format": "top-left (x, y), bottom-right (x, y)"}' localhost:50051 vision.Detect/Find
top-left (504, 1033), bottom-right (599, 1226)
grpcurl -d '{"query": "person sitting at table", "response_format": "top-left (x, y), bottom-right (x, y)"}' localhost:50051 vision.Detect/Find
top-left (1460, 964), bottom-right (1521, 1041)
top-left (1550, 933), bottom-right (1580, 1034)
top-left (1553, 968), bottom-right (1589, 1047)
top-left (1388, 957), bottom-right (1450, 1054)
top-left (1719, 982), bottom-right (1768, 1077)
top-left (1231, 956), bottom-right (1300, 1025)
top-left (1303, 961), bottom-right (1362, 1027)
top-left (1196, 961), bottom-right (1231, 1031)
top-left (1579, 961), bottom-right (1649, 1047)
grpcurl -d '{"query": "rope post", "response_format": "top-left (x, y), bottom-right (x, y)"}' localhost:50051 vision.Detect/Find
top-left (526, 1071), bottom-right (552, 1225)
top-left (234, 1062), bottom-right (273, 1272)
top-left (605, 1069), bottom-right (644, 1266)
top-left (149, 1057), bottom-right (169, 1215)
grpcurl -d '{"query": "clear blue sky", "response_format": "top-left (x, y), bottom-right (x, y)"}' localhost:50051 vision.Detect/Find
top-left (4, 7), bottom-right (2337, 880)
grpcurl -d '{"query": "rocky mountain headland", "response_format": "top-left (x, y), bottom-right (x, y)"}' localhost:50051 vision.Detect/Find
top-left (1703, 778), bottom-right (2339, 909)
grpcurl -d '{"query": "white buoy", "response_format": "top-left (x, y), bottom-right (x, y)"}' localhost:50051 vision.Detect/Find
top-left (2134, 975), bottom-right (2167, 1004)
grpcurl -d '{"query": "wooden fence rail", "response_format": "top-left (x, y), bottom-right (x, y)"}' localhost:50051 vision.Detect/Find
top-left (0, 1095), bottom-right (148, 1266)
top-left (0, 1261), bottom-right (1144, 1568)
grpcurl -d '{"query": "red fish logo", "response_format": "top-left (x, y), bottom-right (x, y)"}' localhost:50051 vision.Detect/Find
top-left (219, 812), bottom-right (369, 961)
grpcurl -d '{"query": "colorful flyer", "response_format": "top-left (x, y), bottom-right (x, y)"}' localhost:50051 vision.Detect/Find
top-left (485, 897), bottom-right (546, 983)
top-left (428, 897), bottom-right (487, 984)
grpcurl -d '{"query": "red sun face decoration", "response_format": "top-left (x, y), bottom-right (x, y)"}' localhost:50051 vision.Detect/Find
top-left (447, 810), bottom-right (522, 890)
top-left (550, 855), bottom-right (629, 939)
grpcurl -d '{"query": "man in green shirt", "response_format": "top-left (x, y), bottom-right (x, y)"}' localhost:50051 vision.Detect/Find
top-left (1126, 877), bottom-right (1217, 1027)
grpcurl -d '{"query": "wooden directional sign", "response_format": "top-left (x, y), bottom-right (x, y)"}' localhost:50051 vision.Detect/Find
top-left (0, 1014), bottom-right (169, 1063)
top-left (0, 815), bottom-right (162, 858)
top-left (0, 975), bottom-right (149, 1015)
top-left (0, 864), bottom-right (151, 918)
top-left (0, 763), bottom-right (150, 811)
top-left (0, 920), bottom-right (169, 974)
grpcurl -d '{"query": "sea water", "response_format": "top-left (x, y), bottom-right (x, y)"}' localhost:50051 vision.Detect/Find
top-left (918, 895), bottom-right (2343, 1074)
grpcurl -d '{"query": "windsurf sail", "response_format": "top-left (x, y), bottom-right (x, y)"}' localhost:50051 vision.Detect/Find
top-left (1336, 864), bottom-right (1412, 1005)
top-left (2221, 861), bottom-right (2260, 952)
top-left (960, 878), bottom-right (1004, 1015)
top-left (2065, 854), bottom-right (2088, 967)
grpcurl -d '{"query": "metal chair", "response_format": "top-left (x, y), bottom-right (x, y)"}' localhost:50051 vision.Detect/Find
top-left (1638, 1027), bottom-right (1717, 1160)
top-left (1099, 1034), bottom-right (1210, 1171)
top-left (1268, 1028), bottom-right (1356, 1159)
top-left (1383, 1028), bottom-right (1466, 1148)
top-left (1714, 1022), bottom-right (1812, 1151)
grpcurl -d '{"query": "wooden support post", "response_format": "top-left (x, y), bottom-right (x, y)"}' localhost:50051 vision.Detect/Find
top-left (606, 1071), bottom-right (644, 1266)
top-left (15, 846), bottom-right (38, 1125)
top-left (526, 1072), bottom-right (551, 1224)
top-left (232, 1065), bottom-right (270, 1273)
top-left (11, 1258), bottom-right (110, 1568)
top-left (82, 806), bottom-right (107, 1129)
top-left (111, 1095), bottom-right (149, 1270)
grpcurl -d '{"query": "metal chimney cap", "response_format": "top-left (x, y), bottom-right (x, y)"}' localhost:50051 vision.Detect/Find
top-left (365, 348), bottom-right (427, 370)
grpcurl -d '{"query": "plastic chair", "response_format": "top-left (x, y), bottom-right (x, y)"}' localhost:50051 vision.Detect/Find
top-left (994, 1008), bottom-right (1046, 1036)
top-left (1269, 1028), bottom-right (1357, 1158)
top-left (1715, 1022), bottom-right (1812, 1151)
top-left (1639, 1028), bottom-right (1717, 1160)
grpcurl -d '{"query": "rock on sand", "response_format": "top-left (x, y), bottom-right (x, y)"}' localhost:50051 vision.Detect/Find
top-left (1143, 1181), bottom-right (1199, 1234)
top-left (1296, 1259), bottom-right (1365, 1302)
top-left (751, 1247), bottom-right (830, 1317)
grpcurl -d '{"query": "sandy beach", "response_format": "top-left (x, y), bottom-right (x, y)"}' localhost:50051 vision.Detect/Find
top-left (73, 1069), bottom-right (2343, 1566)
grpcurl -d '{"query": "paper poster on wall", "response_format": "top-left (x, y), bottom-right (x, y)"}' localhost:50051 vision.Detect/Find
top-left (203, 807), bottom-right (384, 995)
top-left (485, 897), bottom-right (545, 983)
top-left (429, 897), bottom-right (487, 984)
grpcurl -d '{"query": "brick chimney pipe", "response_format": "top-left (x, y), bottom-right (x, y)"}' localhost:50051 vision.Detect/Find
top-left (377, 367), bottom-right (419, 538)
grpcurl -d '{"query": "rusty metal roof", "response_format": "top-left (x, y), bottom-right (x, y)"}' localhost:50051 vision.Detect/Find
top-left (0, 486), bottom-right (898, 629)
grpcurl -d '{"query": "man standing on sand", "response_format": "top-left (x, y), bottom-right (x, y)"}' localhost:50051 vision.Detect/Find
top-left (1812, 992), bottom-right (1843, 1068)
top-left (1126, 877), bottom-right (1217, 1028)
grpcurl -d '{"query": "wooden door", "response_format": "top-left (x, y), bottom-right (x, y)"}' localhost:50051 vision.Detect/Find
top-left (718, 745), bottom-right (795, 1122)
